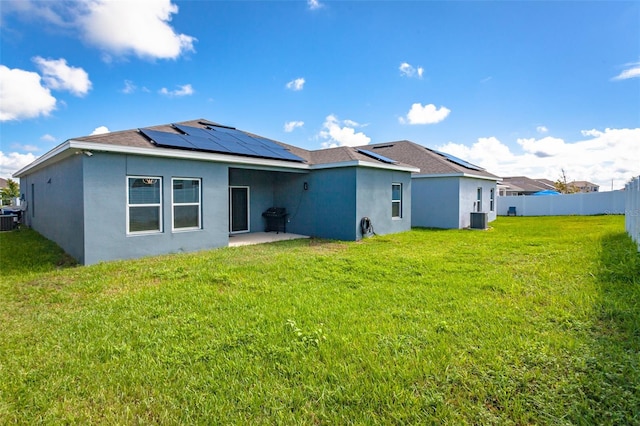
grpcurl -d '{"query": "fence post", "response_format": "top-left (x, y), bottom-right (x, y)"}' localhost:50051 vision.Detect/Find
top-left (626, 176), bottom-right (640, 251)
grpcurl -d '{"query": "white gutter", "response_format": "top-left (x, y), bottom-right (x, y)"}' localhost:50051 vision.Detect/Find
top-left (413, 172), bottom-right (501, 181)
top-left (13, 140), bottom-right (74, 178)
top-left (311, 160), bottom-right (419, 173)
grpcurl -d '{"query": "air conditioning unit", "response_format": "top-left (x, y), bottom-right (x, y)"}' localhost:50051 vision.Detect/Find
top-left (470, 212), bottom-right (488, 230)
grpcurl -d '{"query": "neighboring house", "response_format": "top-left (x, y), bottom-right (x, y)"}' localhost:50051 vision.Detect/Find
top-left (356, 141), bottom-right (501, 229)
top-left (500, 176), bottom-right (556, 196)
top-left (14, 119), bottom-right (417, 265)
top-left (570, 180), bottom-right (599, 193)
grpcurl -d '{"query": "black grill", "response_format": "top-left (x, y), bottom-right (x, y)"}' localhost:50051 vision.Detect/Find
top-left (262, 207), bottom-right (288, 233)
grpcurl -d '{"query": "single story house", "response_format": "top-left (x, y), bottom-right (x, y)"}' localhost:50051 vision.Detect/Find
top-left (14, 119), bottom-right (417, 265)
top-left (357, 141), bottom-right (501, 229)
top-left (499, 176), bottom-right (556, 196)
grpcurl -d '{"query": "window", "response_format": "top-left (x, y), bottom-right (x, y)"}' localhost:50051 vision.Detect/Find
top-left (172, 178), bottom-right (201, 231)
top-left (490, 188), bottom-right (495, 212)
top-left (127, 176), bottom-right (162, 234)
top-left (392, 183), bottom-right (402, 218)
top-left (476, 187), bottom-right (482, 212)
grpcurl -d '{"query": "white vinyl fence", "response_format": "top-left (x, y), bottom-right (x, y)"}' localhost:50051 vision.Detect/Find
top-left (626, 176), bottom-right (640, 251)
top-left (497, 190), bottom-right (625, 217)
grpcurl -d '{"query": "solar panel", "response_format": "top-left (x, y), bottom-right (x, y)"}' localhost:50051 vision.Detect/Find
top-left (142, 125), bottom-right (305, 162)
top-left (227, 132), bottom-right (265, 147)
top-left (140, 129), bottom-right (198, 150)
top-left (357, 149), bottom-right (398, 164)
top-left (207, 126), bottom-right (304, 162)
top-left (432, 149), bottom-right (484, 171)
top-left (183, 134), bottom-right (234, 154)
top-left (173, 124), bottom-right (215, 139)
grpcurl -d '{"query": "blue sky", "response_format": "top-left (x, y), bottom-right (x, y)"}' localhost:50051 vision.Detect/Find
top-left (1, 0), bottom-right (639, 189)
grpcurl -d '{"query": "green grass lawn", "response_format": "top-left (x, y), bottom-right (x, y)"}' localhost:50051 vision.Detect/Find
top-left (1, 216), bottom-right (639, 424)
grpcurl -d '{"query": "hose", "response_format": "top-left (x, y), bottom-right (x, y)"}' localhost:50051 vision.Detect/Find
top-left (360, 217), bottom-right (375, 237)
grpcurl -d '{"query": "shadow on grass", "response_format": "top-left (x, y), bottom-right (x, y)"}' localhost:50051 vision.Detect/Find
top-left (577, 232), bottom-right (640, 423)
top-left (596, 231), bottom-right (640, 345)
top-left (0, 228), bottom-right (77, 275)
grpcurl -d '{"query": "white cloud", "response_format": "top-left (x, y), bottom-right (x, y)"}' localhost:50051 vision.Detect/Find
top-left (399, 103), bottom-right (450, 125)
top-left (0, 65), bottom-right (56, 121)
top-left (611, 62), bottom-right (640, 81)
top-left (318, 114), bottom-right (371, 148)
top-left (1, 1), bottom-right (71, 27)
top-left (436, 127), bottom-right (640, 191)
top-left (33, 57), bottom-right (91, 96)
top-left (90, 126), bottom-right (110, 135)
top-left (536, 125), bottom-right (548, 134)
top-left (0, 151), bottom-right (37, 179)
top-left (343, 119), bottom-right (363, 127)
top-left (286, 77), bottom-right (305, 91)
top-left (581, 129), bottom-right (602, 138)
top-left (6, 0), bottom-right (196, 60)
top-left (122, 80), bottom-right (137, 94)
top-left (79, 0), bottom-right (196, 60)
top-left (517, 136), bottom-right (567, 158)
top-left (308, 0), bottom-right (323, 10)
top-left (40, 134), bottom-right (56, 143)
top-left (159, 84), bottom-right (194, 97)
top-left (11, 143), bottom-right (40, 152)
top-left (284, 121), bottom-right (304, 132)
top-left (399, 62), bottom-right (424, 79)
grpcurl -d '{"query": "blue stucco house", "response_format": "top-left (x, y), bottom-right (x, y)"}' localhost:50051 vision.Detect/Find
top-left (14, 119), bottom-right (417, 265)
top-left (359, 141), bottom-right (500, 229)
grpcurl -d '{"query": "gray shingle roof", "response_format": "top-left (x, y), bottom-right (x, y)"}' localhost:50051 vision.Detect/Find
top-left (68, 119), bottom-right (497, 178)
top-left (501, 176), bottom-right (556, 192)
top-left (71, 119), bottom-right (418, 168)
top-left (356, 140), bottom-right (500, 179)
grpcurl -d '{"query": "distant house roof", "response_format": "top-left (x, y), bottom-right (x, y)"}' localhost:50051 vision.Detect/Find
top-left (570, 180), bottom-right (599, 189)
top-left (501, 176), bottom-right (556, 194)
top-left (0, 178), bottom-right (7, 189)
top-left (358, 140), bottom-right (500, 180)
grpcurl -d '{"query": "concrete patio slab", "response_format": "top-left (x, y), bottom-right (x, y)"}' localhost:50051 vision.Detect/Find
top-left (228, 232), bottom-right (310, 247)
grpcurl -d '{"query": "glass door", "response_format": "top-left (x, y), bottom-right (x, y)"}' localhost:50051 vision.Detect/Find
top-left (229, 186), bottom-right (249, 233)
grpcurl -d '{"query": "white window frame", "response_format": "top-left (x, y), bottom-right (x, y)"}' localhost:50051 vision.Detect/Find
top-left (476, 187), bottom-right (483, 212)
top-left (126, 176), bottom-right (163, 235)
top-left (172, 177), bottom-right (202, 232)
top-left (392, 183), bottom-right (403, 219)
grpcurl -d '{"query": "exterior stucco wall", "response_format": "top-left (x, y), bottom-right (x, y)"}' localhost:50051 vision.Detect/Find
top-left (458, 177), bottom-right (498, 228)
top-left (274, 167), bottom-right (412, 240)
top-left (412, 176), bottom-right (497, 229)
top-left (19, 155), bottom-right (85, 262)
top-left (273, 172), bottom-right (313, 235)
top-left (355, 168), bottom-right (412, 238)
top-left (274, 168), bottom-right (357, 240)
top-left (229, 168), bottom-right (277, 233)
top-left (82, 152), bottom-right (229, 265)
top-left (308, 168), bottom-right (358, 240)
top-left (411, 177), bottom-right (460, 229)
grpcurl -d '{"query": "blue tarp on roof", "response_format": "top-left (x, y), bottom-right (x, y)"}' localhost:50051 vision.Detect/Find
top-left (532, 189), bottom-right (561, 196)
